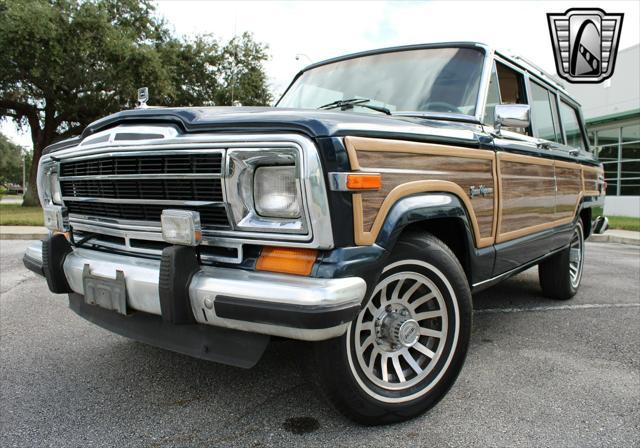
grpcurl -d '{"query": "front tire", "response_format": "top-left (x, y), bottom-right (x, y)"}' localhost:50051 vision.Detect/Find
top-left (312, 233), bottom-right (472, 425)
top-left (538, 221), bottom-right (585, 300)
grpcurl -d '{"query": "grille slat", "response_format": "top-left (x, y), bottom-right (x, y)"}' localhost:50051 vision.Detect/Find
top-left (60, 179), bottom-right (222, 201)
top-left (65, 202), bottom-right (229, 228)
top-left (60, 152), bottom-right (228, 229)
top-left (60, 153), bottom-right (222, 176)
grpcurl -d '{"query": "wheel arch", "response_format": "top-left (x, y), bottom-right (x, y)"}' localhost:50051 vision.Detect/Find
top-left (374, 193), bottom-right (479, 284)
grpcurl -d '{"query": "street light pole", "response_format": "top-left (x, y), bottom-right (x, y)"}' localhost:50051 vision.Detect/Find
top-left (295, 53), bottom-right (312, 64)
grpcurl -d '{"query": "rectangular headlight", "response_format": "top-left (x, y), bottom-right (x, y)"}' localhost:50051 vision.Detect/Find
top-left (253, 166), bottom-right (301, 218)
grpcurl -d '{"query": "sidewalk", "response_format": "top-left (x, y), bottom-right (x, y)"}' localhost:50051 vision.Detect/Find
top-left (1, 225), bottom-right (638, 245)
top-left (0, 226), bottom-right (48, 240)
top-left (589, 229), bottom-right (640, 246)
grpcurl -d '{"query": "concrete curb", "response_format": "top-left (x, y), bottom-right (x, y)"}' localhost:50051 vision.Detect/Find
top-left (1, 227), bottom-right (639, 246)
top-left (0, 226), bottom-right (48, 241)
top-left (589, 233), bottom-right (640, 246)
top-left (0, 233), bottom-right (47, 241)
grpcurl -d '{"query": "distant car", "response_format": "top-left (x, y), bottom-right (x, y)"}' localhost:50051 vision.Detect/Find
top-left (25, 42), bottom-right (606, 424)
top-left (3, 183), bottom-right (23, 194)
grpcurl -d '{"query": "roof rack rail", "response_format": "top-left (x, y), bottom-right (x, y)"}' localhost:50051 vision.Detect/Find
top-left (506, 53), bottom-right (567, 92)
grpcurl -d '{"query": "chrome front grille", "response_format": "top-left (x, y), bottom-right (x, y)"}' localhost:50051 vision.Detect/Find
top-left (59, 150), bottom-right (230, 229)
top-left (38, 127), bottom-right (333, 254)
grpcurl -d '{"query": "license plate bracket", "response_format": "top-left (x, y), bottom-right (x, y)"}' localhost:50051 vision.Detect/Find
top-left (82, 264), bottom-right (128, 315)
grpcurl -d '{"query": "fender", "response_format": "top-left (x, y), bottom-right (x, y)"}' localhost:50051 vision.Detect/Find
top-left (313, 193), bottom-right (495, 303)
top-left (374, 193), bottom-right (495, 285)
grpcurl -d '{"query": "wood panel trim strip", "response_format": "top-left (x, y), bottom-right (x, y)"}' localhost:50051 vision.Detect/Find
top-left (345, 136), bottom-right (495, 161)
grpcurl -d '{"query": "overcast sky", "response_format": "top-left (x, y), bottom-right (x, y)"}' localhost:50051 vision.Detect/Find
top-left (3, 0), bottom-right (639, 149)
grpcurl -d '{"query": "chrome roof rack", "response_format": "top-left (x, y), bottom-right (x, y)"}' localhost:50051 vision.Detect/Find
top-left (496, 50), bottom-right (568, 94)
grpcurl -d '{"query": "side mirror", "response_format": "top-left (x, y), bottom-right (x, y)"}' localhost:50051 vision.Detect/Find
top-left (494, 104), bottom-right (530, 134)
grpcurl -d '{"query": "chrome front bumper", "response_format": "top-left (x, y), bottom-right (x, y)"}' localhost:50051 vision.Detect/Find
top-left (24, 242), bottom-right (366, 341)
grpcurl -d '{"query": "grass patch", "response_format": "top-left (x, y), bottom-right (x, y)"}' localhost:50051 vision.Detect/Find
top-left (0, 204), bottom-right (44, 226)
top-left (608, 215), bottom-right (640, 232)
top-left (1, 202), bottom-right (637, 232)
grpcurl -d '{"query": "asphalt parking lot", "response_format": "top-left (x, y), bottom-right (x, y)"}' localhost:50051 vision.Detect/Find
top-left (1, 240), bottom-right (638, 448)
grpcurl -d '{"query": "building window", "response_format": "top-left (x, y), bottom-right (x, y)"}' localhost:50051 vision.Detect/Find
top-left (621, 124), bottom-right (640, 196)
top-left (596, 123), bottom-right (640, 196)
top-left (597, 127), bottom-right (620, 195)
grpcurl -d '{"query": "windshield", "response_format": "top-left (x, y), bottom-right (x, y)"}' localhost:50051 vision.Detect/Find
top-left (278, 47), bottom-right (485, 116)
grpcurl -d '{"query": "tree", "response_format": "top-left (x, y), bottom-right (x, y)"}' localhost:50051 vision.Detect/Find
top-left (0, 0), bottom-right (272, 205)
top-left (0, 133), bottom-right (30, 186)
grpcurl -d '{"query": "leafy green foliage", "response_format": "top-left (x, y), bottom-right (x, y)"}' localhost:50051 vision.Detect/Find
top-left (0, 133), bottom-right (30, 185)
top-left (0, 0), bottom-right (272, 204)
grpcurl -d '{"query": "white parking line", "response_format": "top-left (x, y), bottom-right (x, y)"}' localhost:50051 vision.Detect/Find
top-left (475, 303), bottom-right (640, 314)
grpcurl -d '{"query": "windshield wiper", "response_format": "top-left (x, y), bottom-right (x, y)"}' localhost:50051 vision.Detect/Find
top-left (318, 98), bottom-right (392, 115)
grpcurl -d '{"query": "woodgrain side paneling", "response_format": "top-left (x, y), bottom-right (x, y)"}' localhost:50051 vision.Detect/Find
top-left (582, 166), bottom-right (602, 196)
top-left (498, 160), bottom-right (556, 234)
top-left (345, 136), bottom-right (604, 248)
top-left (357, 151), bottom-right (494, 236)
top-left (345, 136), bottom-right (497, 247)
top-left (555, 165), bottom-right (583, 220)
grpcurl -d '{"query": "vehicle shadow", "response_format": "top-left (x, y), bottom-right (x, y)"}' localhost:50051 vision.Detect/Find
top-left (80, 265), bottom-right (558, 445)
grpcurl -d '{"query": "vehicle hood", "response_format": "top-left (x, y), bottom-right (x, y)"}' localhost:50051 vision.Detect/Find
top-left (45, 106), bottom-right (488, 154)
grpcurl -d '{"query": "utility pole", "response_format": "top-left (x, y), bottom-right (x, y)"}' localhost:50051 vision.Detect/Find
top-left (22, 148), bottom-right (26, 202)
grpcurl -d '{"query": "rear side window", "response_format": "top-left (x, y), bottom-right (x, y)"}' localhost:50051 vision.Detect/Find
top-left (559, 101), bottom-right (586, 150)
top-left (530, 81), bottom-right (562, 143)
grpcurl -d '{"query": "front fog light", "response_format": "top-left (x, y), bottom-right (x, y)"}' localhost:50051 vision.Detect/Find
top-left (161, 210), bottom-right (202, 246)
top-left (254, 166), bottom-right (301, 218)
top-left (44, 205), bottom-right (69, 232)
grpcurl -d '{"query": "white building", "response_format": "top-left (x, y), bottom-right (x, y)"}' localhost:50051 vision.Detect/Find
top-left (563, 44), bottom-right (640, 217)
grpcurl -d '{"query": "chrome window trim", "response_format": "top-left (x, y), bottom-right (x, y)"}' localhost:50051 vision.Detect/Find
top-left (39, 127), bottom-right (334, 249)
top-left (474, 46), bottom-right (495, 123)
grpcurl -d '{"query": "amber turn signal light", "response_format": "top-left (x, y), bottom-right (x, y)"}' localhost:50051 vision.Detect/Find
top-left (346, 173), bottom-right (381, 190)
top-left (256, 247), bottom-right (318, 276)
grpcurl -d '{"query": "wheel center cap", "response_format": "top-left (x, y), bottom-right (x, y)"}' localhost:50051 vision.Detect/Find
top-left (395, 319), bottom-right (420, 347)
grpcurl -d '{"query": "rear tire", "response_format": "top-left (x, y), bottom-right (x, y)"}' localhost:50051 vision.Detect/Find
top-left (311, 232), bottom-right (472, 425)
top-left (538, 221), bottom-right (585, 300)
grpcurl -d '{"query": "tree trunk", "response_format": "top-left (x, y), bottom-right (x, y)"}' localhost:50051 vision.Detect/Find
top-left (22, 146), bottom-right (42, 206)
top-left (23, 102), bottom-right (57, 207)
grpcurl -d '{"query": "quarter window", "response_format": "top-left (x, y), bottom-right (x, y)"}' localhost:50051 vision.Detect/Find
top-left (496, 62), bottom-right (527, 105)
top-left (483, 62), bottom-right (529, 135)
top-left (530, 81), bottom-right (562, 143)
top-left (559, 101), bottom-right (586, 150)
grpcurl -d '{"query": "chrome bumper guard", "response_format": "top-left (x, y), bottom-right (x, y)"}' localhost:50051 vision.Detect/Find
top-left (24, 242), bottom-right (366, 341)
